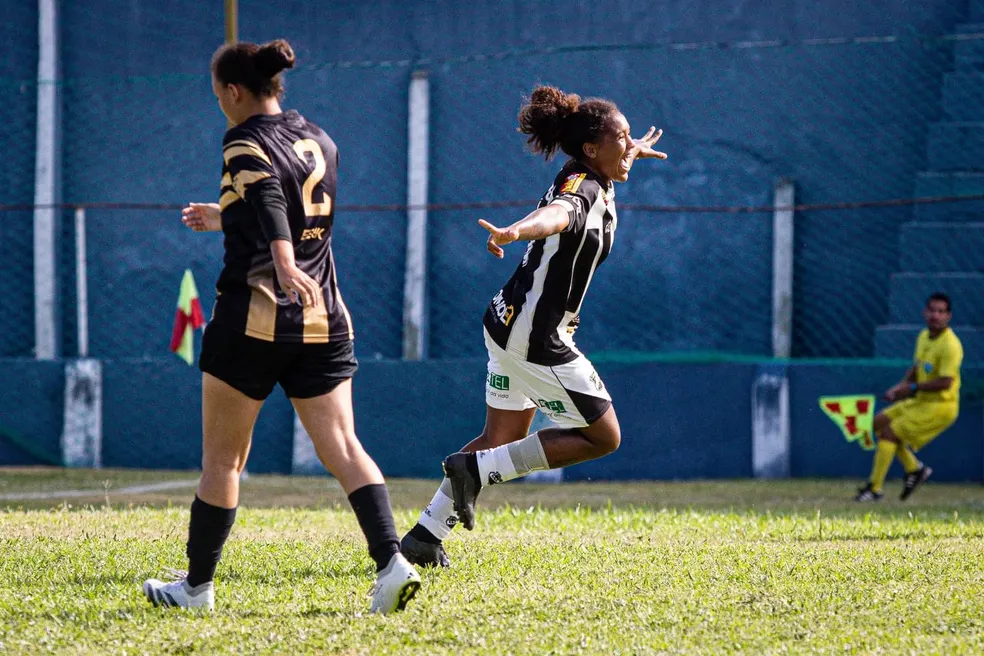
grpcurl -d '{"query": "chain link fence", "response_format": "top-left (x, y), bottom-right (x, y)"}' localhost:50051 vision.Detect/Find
top-left (3, 7), bottom-right (983, 362)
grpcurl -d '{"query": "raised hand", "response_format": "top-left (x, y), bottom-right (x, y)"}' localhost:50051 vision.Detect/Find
top-left (478, 219), bottom-right (521, 259)
top-left (629, 127), bottom-right (667, 160)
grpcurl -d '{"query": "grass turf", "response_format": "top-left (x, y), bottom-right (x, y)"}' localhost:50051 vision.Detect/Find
top-left (0, 469), bottom-right (982, 654)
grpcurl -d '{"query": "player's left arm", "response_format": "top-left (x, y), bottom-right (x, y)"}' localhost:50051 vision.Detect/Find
top-left (626, 126), bottom-right (668, 162)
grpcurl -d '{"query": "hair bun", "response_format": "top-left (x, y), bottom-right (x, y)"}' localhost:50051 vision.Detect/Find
top-left (254, 39), bottom-right (295, 78)
top-left (518, 85), bottom-right (582, 159)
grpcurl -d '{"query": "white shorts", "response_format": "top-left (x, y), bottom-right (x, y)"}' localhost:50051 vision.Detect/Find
top-left (484, 329), bottom-right (612, 428)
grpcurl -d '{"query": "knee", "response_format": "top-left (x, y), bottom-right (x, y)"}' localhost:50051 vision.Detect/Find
top-left (589, 426), bottom-right (621, 456)
top-left (324, 429), bottom-right (368, 462)
top-left (877, 432), bottom-right (900, 446)
top-left (202, 452), bottom-right (246, 475)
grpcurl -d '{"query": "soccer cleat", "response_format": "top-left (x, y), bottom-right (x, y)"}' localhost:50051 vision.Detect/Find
top-left (142, 575), bottom-right (214, 610)
top-left (400, 532), bottom-right (451, 568)
top-left (443, 452), bottom-right (481, 531)
top-left (900, 466), bottom-right (933, 501)
top-left (854, 483), bottom-right (883, 502)
top-left (370, 553), bottom-right (421, 614)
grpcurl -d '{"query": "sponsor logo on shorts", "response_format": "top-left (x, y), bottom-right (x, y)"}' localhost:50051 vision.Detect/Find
top-left (445, 515), bottom-right (458, 528)
top-left (589, 371), bottom-right (604, 391)
top-left (487, 373), bottom-right (510, 391)
top-left (537, 399), bottom-right (566, 414)
top-left (488, 471), bottom-right (503, 485)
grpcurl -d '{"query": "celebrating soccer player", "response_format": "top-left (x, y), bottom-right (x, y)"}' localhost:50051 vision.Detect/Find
top-left (855, 292), bottom-right (963, 502)
top-left (142, 39), bottom-right (420, 613)
top-left (401, 85), bottom-right (667, 567)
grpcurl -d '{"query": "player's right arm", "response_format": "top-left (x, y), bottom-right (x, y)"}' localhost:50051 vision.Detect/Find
top-left (222, 131), bottom-right (321, 308)
top-left (477, 174), bottom-right (601, 258)
top-left (181, 203), bottom-right (222, 232)
top-left (477, 206), bottom-right (569, 258)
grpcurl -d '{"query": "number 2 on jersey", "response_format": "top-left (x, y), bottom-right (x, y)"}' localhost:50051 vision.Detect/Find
top-left (292, 139), bottom-right (333, 218)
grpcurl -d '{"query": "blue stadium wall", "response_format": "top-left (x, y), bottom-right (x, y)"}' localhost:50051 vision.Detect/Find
top-left (2, 1), bottom-right (980, 478)
top-left (1, 358), bottom-right (982, 481)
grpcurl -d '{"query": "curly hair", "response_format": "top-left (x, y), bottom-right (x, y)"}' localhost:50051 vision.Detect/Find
top-left (517, 85), bottom-right (620, 160)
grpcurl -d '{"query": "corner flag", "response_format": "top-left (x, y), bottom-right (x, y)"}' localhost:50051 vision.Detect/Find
top-left (169, 269), bottom-right (206, 365)
top-left (818, 395), bottom-right (876, 450)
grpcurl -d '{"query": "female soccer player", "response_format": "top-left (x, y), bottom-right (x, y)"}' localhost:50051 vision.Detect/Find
top-left (401, 85), bottom-right (666, 567)
top-left (142, 39), bottom-right (420, 613)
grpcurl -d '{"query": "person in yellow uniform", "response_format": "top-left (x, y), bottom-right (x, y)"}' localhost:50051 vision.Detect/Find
top-left (856, 292), bottom-right (962, 502)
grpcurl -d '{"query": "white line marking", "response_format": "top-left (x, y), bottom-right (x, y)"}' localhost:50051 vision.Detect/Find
top-left (0, 479), bottom-right (199, 501)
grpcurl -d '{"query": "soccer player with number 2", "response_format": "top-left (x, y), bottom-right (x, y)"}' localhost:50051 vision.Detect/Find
top-left (142, 38), bottom-right (420, 613)
top-left (401, 85), bottom-right (667, 568)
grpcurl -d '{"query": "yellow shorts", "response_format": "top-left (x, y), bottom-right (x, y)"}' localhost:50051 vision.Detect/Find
top-left (882, 399), bottom-right (958, 450)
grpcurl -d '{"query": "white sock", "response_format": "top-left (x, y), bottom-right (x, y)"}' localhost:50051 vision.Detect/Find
top-left (417, 478), bottom-right (458, 539)
top-left (476, 433), bottom-right (549, 486)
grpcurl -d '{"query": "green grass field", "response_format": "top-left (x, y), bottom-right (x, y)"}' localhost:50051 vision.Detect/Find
top-left (1, 468), bottom-right (982, 654)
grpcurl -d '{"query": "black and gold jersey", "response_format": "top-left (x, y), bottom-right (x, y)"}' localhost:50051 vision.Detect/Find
top-left (212, 110), bottom-right (354, 343)
top-left (483, 161), bottom-right (617, 366)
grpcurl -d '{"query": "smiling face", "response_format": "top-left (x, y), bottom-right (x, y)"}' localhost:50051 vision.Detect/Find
top-left (582, 112), bottom-right (632, 183)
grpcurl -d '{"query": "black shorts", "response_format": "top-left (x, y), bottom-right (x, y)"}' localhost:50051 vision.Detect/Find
top-left (199, 322), bottom-right (358, 401)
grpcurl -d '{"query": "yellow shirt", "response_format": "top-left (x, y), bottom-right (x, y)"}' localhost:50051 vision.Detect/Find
top-left (913, 327), bottom-right (962, 404)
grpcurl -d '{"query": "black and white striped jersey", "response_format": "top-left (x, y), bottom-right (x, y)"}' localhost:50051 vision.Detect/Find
top-left (483, 161), bottom-right (617, 366)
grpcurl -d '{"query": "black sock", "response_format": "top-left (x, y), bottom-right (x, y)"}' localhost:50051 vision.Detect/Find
top-left (348, 484), bottom-right (401, 572)
top-left (465, 452), bottom-right (481, 484)
top-left (186, 496), bottom-right (237, 587)
top-left (408, 522), bottom-right (442, 545)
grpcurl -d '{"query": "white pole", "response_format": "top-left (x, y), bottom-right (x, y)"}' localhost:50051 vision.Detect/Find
top-left (403, 70), bottom-right (430, 360)
top-left (33, 0), bottom-right (61, 360)
top-left (772, 179), bottom-right (795, 358)
top-left (75, 208), bottom-right (88, 357)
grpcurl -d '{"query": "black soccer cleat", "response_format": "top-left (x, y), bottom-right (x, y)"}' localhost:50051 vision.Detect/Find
top-left (443, 452), bottom-right (481, 531)
top-left (900, 466), bottom-right (932, 501)
top-left (400, 532), bottom-right (451, 568)
top-left (854, 483), bottom-right (883, 502)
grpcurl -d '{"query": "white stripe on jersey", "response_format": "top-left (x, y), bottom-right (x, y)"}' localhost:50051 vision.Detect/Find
top-left (505, 188), bottom-right (611, 360)
top-left (506, 231), bottom-right (561, 359)
top-left (570, 196), bottom-right (610, 317)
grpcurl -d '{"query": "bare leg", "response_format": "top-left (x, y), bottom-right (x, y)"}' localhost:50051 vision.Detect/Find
top-left (197, 373), bottom-right (263, 508)
top-left (291, 379), bottom-right (384, 494)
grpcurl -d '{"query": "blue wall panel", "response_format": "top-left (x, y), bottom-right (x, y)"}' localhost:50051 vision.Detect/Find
top-left (2, 358), bottom-right (980, 482)
top-left (0, 360), bottom-right (64, 466)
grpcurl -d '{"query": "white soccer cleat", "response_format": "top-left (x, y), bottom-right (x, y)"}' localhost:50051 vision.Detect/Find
top-left (370, 553), bottom-right (421, 614)
top-left (142, 576), bottom-right (214, 610)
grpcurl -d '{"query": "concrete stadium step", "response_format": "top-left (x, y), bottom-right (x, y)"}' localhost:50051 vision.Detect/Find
top-left (875, 324), bottom-right (984, 360)
top-left (913, 201), bottom-right (984, 222)
top-left (942, 72), bottom-right (984, 121)
top-left (888, 272), bottom-right (984, 324)
top-left (915, 171), bottom-right (984, 197)
top-left (899, 222), bottom-right (984, 272)
top-left (927, 122), bottom-right (984, 170)
top-left (954, 24), bottom-right (984, 70)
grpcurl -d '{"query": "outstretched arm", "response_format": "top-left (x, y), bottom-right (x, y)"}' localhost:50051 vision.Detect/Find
top-left (477, 204), bottom-right (570, 258)
top-left (628, 127), bottom-right (668, 161)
